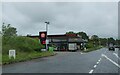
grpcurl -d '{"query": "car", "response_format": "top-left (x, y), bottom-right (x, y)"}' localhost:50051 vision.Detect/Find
top-left (108, 43), bottom-right (115, 51)
top-left (108, 47), bottom-right (115, 51)
top-left (114, 45), bottom-right (120, 48)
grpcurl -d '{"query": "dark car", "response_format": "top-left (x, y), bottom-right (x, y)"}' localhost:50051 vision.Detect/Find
top-left (109, 47), bottom-right (115, 51)
top-left (108, 44), bottom-right (115, 51)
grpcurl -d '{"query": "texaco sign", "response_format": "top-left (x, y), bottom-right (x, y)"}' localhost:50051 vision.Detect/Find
top-left (41, 33), bottom-right (45, 38)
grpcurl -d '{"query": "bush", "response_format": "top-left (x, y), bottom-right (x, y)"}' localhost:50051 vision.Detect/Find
top-left (2, 36), bottom-right (43, 54)
top-left (86, 42), bottom-right (94, 49)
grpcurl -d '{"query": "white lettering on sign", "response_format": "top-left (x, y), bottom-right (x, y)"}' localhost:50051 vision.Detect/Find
top-left (9, 50), bottom-right (16, 59)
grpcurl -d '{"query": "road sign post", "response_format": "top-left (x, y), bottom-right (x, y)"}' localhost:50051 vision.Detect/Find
top-left (9, 50), bottom-right (16, 59)
top-left (39, 32), bottom-right (47, 51)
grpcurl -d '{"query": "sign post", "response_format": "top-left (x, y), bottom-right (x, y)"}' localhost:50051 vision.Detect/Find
top-left (39, 32), bottom-right (47, 51)
top-left (9, 50), bottom-right (16, 59)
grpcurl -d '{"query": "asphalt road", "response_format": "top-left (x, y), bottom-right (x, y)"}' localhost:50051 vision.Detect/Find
top-left (2, 48), bottom-right (120, 74)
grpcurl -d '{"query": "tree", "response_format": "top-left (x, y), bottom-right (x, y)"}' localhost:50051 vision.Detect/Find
top-left (77, 32), bottom-right (89, 40)
top-left (99, 38), bottom-right (107, 46)
top-left (115, 39), bottom-right (120, 45)
top-left (2, 23), bottom-right (17, 37)
top-left (91, 35), bottom-right (99, 46)
top-left (108, 37), bottom-right (115, 45)
top-left (0, 31), bottom-right (2, 36)
top-left (66, 31), bottom-right (75, 34)
top-left (91, 35), bottom-right (99, 40)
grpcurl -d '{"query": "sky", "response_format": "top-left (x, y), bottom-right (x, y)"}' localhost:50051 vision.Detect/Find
top-left (1, 2), bottom-right (118, 39)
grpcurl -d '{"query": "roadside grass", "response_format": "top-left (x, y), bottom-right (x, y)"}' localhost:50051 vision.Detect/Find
top-left (83, 46), bottom-right (103, 52)
top-left (2, 36), bottom-right (55, 65)
top-left (2, 51), bottom-right (55, 65)
top-left (0, 54), bottom-right (1, 65)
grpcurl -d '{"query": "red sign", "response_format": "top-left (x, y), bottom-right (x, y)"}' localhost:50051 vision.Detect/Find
top-left (41, 33), bottom-right (45, 38)
top-left (39, 32), bottom-right (47, 45)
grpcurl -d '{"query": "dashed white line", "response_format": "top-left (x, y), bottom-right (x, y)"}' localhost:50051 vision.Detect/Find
top-left (80, 52), bottom-right (86, 54)
top-left (94, 65), bottom-right (97, 68)
top-left (102, 54), bottom-right (120, 68)
top-left (89, 69), bottom-right (94, 74)
top-left (89, 58), bottom-right (102, 74)
top-left (96, 61), bottom-right (99, 64)
top-left (98, 59), bottom-right (101, 62)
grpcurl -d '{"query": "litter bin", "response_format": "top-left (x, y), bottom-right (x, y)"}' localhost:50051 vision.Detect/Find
top-left (49, 47), bottom-right (54, 52)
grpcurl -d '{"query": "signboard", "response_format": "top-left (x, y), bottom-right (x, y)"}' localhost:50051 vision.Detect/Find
top-left (39, 32), bottom-right (47, 45)
top-left (41, 49), bottom-right (46, 51)
top-left (9, 50), bottom-right (16, 59)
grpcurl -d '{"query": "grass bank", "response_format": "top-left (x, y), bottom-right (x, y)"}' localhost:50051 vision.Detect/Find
top-left (2, 36), bottom-right (55, 65)
top-left (83, 46), bottom-right (103, 52)
top-left (2, 51), bottom-right (55, 65)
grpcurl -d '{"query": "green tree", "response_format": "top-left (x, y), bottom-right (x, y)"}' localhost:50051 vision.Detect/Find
top-left (99, 38), bottom-right (107, 46)
top-left (115, 39), bottom-right (120, 45)
top-left (66, 31), bottom-right (75, 34)
top-left (91, 35), bottom-right (99, 40)
top-left (2, 23), bottom-right (17, 37)
top-left (77, 32), bottom-right (89, 40)
top-left (108, 37), bottom-right (115, 45)
top-left (91, 35), bottom-right (99, 46)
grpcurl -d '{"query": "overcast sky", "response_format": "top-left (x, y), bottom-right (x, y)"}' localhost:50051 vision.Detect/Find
top-left (2, 2), bottom-right (118, 38)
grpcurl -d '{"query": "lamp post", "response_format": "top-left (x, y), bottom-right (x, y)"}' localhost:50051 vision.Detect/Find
top-left (45, 22), bottom-right (50, 50)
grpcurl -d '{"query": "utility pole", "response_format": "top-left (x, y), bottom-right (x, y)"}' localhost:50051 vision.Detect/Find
top-left (45, 22), bottom-right (50, 51)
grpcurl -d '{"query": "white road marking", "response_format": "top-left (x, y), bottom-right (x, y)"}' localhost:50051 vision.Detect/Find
top-left (94, 65), bottom-right (97, 68)
top-left (98, 59), bottom-right (101, 62)
top-left (113, 53), bottom-right (120, 59)
top-left (80, 52), bottom-right (86, 54)
top-left (89, 58), bottom-right (102, 73)
top-left (89, 69), bottom-right (94, 74)
top-left (81, 52), bottom-right (83, 54)
top-left (96, 61), bottom-right (99, 64)
top-left (102, 54), bottom-right (120, 68)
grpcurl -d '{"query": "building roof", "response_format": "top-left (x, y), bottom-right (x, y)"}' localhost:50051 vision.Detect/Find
top-left (27, 34), bottom-right (87, 43)
top-left (27, 34), bottom-right (79, 38)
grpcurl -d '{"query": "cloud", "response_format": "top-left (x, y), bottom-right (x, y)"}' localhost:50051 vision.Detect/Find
top-left (2, 2), bottom-right (118, 38)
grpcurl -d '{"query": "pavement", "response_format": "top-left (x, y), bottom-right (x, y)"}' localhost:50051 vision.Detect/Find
top-left (2, 48), bottom-right (120, 74)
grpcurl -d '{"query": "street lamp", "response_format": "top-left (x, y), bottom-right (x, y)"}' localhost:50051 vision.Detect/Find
top-left (45, 22), bottom-right (50, 50)
top-left (45, 22), bottom-right (50, 32)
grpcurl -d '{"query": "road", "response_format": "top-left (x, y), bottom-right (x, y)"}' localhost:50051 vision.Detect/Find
top-left (2, 48), bottom-right (120, 74)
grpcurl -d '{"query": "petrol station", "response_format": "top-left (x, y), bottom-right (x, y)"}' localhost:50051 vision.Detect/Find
top-left (28, 33), bottom-right (87, 51)
top-left (47, 34), bottom-right (87, 51)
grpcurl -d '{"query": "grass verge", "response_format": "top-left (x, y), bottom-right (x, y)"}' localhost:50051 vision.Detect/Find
top-left (2, 51), bottom-right (55, 65)
top-left (83, 46), bottom-right (103, 52)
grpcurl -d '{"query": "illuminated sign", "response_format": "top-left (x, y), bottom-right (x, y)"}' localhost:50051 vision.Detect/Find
top-left (41, 33), bottom-right (45, 38)
top-left (39, 32), bottom-right (47, 44)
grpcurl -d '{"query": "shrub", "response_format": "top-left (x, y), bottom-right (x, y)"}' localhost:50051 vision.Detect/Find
top-left (86, 42), bottom-right (94, 49)
top-left (2, 36), bottom-right (43, 54)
